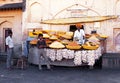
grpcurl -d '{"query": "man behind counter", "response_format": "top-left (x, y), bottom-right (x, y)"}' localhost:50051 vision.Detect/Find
top-left (73, 23), bottom-right (85, 45)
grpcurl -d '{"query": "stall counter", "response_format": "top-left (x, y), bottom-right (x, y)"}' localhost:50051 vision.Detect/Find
top-left (28, 46), bottom-right (102, 67)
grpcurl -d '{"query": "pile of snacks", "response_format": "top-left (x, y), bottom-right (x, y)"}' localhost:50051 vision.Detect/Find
top-left (49, 41), bottom-right (65, 49)
top-left (66, 42), bottom-right (81, 50)
top-left (30, 39), bottom-right (38, 45)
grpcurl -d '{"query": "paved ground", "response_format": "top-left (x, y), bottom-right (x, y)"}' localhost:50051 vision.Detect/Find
top-left (0, 62), bottom-right (120, 83)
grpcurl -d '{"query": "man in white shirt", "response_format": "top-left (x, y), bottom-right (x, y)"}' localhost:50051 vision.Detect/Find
top-left (6, 30), bottom-right (14, 70)
top-left (73, 23), bottom-right (85, 44)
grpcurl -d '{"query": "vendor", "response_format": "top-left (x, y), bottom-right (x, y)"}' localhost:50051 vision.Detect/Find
top-left (73, 23), bottom-right (85, 44)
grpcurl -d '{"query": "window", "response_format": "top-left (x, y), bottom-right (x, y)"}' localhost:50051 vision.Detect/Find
top-left (70, 25), bottom-right (77, 32)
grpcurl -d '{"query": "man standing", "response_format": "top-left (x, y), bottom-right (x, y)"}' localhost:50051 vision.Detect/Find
top-left (37, 33), bottom-right (51, 70)
top-left (6, 30), bottom-right (14, 70)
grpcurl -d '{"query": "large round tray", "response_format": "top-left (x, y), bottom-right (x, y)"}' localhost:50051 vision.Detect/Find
top-left (66, 45), bottom-right (81, 50)
top-left (82, 45), bottom-right (99, 50)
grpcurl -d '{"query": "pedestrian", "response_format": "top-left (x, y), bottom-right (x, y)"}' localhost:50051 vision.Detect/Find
top-left (6, 30), bottom-right (14, 70)
top-left (37, 33), bottom-right (51, 70)
top-left (73, 23), bottom-right (85, 45)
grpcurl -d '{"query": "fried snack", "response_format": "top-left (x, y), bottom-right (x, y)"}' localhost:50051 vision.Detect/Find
top-left (61, 39), bottom-right (70, 45)
top-left (65, 32), bottom-right (73, 37)
top-left (30, 39), bottom-right (38, 45)
top-left (46, 39), bottom-right (52, 44)
top-left (43, 34), bottom-right (50, 38)
top-left (66, 42), bottom-right (81, 50)
top-left (61, 34), bottom-right (72, 39)
top-left (49, 41), bottom-right (65, 49)
top-left (49, 35), bottom-right (58, 40)
top-left (88, 35), bottom-right (99, 42)
top-left (85, 34), bottom-right (91, 38)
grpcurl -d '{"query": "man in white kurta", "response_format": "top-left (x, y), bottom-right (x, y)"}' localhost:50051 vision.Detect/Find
top-left (74, 24), bottom-right (85, 44)
top-left (6, 30), bottom-right (14, 69)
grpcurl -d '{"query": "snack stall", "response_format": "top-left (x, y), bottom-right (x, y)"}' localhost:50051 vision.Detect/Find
top-left (28, 29), bottom-right (107, 67)
top-left (28, 16), bottom-right (116, 67)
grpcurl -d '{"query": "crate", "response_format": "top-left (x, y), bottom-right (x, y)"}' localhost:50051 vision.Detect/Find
top-left (17, 56), bottom-right (28, 69)
top-left (102, 53), bottom-right (120, 69)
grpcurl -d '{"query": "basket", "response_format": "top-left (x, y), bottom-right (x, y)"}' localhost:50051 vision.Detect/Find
top-left (66, 45), bottom-right (81, 50)
top-left (100, 35), bottom-right (108, 38)
top-left (82, 45), bottom-right (99, 50)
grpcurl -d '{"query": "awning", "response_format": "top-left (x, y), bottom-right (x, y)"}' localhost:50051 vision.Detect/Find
top-left (41, 15), bottom-right (118, 25)
top-left (0, 3), bottom-right (22, 10)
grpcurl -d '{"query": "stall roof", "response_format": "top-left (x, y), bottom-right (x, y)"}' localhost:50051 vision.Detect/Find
top-left (41, 15), bottom-right (118, 25)
top-left (0, 2), bottom-right (23, 10)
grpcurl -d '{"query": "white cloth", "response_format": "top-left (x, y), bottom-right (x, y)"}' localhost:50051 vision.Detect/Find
top-left (74, 29), bottom-right (85, 44)
top-left (6, 36), bottom-right (14, 48)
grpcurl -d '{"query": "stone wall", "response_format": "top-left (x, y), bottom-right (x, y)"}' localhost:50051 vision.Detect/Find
top-left (0, 9), bottom-right (22, 52)
top-left (22, 0), bottom-right (120, 53)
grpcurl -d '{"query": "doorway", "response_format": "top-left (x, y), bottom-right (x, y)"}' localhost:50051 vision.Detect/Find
top-left (3, 28), bottom-right (12, 52)
top-left (113, 28), bottom-right (120, 52)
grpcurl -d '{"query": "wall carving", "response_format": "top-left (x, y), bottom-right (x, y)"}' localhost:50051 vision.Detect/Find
top-left (29, 2), bottom-right (42, 22)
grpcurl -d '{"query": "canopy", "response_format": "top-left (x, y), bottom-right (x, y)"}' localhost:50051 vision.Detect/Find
top-left (41, 15), bottom-right (118, 25)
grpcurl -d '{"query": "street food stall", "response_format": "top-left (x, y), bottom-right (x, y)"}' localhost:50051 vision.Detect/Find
top-left (28, 16), bottom-right (117, 68)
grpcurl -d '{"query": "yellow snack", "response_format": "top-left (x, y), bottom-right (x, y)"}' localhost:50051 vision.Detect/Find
top-left (85, 42), bottom-right (91, 46)
top-left (100, 34), bottom-right (108, 38)
top-left (61, 35), bottom-right (72, 39)
top-left (28, 31), bottom-right (42, 38)
top-left (49, 35), bottom-right (58, 40)
top-left (82, 45), bottom-right (99, 50)
top-left (65, 32), bottom-right (73, 36)
top-left (29, 32), bottom-right (37, 37)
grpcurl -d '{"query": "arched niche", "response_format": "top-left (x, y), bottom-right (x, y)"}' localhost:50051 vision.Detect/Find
top-left (53, 3), bottom-right (101, 19)
top-left (113, 27), bottom-right (120, 52)
top-left (115, 0), bottom-right (120, 15)
top-left (29, 2), bottom-right (42, 22)
top-left (0, 21), bottom-right (13, 36)
top-left (0, 21), bottom-right (13, 52)
top-left (115, 33), bottom-right (120, 44)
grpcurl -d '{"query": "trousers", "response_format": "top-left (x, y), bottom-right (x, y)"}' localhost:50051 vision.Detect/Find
top-left (37, 48), bottom-right (50, 69)
top-left (6, 48), bottom-right (14, 68)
